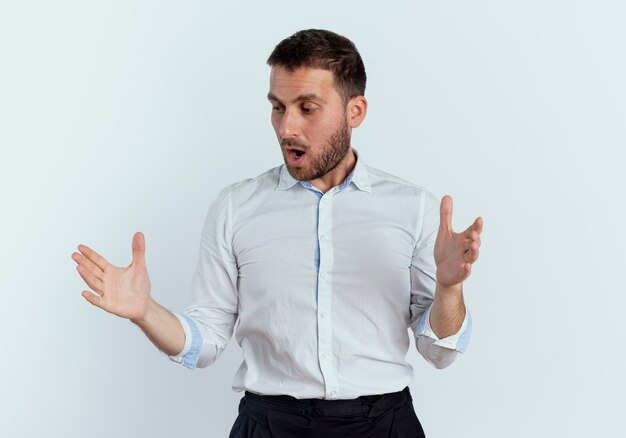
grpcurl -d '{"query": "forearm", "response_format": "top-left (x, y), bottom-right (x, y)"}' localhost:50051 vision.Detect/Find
top-left (429, 282), bottom-right (466, 339)
top-left (131, 298), bottom-right (186, 356)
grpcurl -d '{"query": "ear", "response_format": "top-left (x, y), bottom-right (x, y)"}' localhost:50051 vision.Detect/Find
top-left (347, 96), bottom-right (368, 128)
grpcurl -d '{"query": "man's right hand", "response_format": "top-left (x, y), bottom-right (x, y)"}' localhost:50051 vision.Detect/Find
top-left (72, 231), bottom-right (152, 322)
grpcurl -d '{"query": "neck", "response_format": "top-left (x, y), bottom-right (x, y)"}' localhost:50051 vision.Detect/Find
top-left (310, 148), bottom-right (357, 193)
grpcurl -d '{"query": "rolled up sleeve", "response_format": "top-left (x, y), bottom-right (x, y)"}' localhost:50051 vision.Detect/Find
top-left (168, 313), bottom-right (204, 369)
top-left (414, 304), bottom-right (472, 369)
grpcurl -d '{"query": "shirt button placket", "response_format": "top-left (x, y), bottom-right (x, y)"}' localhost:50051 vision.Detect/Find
top-left (316, 191), bottom-right (339, 399)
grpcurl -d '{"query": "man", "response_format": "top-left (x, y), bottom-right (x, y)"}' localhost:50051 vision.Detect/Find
top-left (72, 29), bottom-right (482, 437)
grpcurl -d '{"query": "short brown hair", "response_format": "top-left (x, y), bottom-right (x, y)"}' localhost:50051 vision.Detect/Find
top-left (267, 29), bottom-right (367, 104)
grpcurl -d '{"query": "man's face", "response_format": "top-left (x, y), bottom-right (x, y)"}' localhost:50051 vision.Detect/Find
top-left (268, 66), bottom-right (351, 181)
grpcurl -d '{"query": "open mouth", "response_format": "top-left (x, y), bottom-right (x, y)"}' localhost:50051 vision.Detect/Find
top-left (286, 148), bottom-right (306, 165)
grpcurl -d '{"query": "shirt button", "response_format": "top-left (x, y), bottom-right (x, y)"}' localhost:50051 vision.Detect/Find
top-left (320, 312), bottom-right (326, 319)
top-left (320, 272), bottom-right (326, 279)
top-left (320, 235), bottom-right (326, 241)
top-left (329, 391), bottom-right (337, 397)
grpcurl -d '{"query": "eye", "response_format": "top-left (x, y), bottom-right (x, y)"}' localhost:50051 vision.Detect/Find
top-left (301, 104), bottom-right (317, 114)
top-left (272, 105), bottom-right (285, 114)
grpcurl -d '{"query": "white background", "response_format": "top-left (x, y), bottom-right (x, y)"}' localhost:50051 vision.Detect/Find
top-left (1, 1), bottom-right (625, 437)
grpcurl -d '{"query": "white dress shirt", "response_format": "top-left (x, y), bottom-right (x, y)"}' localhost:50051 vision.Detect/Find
top-left (169, 150), bottom-right (471, 400)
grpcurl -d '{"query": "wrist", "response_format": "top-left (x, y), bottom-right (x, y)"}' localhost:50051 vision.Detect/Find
top-left (431, 282), bottom-right (466, 338)
top-left (130, 298), bottom-right (157, 327)
top-left (434, 282), bottom-right (465, 311)
top-left (435, 281), bottom-right (463, 297)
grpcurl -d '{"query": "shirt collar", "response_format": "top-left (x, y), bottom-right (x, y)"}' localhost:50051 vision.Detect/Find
top-left (276, 148), bottom-right (372, 193)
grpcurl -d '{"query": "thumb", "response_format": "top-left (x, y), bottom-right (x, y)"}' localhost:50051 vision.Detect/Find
top-left (463, 216), bottom-right (483, 235)
top-left (439, 195), bottom-right (453, 233)
top-left (131, 231), bottom-right (146, 267)
top-left (82, 290), bottom-right (104, 309)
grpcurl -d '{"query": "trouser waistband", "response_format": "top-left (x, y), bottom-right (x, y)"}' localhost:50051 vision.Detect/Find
top-left (243, 387), bottom-right (412, 419)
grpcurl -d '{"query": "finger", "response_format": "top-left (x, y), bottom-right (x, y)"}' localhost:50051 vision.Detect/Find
top-left (463, 263), bottom-right (472, 277)
top-left (453, 263), bottom-right (471, 283)
top-left (439, 195), bottom-right (453, 233)
top-left (471, 231), bottom-right (481, 247)
top-left (460, 230), bottom-right (477, 249)
top-left (76, 264), bottom-right (104, 295)
top-left (462, 227), bottom-right (482, 248)
top-left (82, 290), bottom-right (106, 309)
top-left (131, 232), bottom-right (146, 268)
top-left (464, 242), bottom-right (480, 264)
top-left (472, 217), bottom-right (483, 234)
top-left (462, 217), bottom-right (483, 236)
top-left (72, 252), bottom-right (104, 281)
top-left (77, 244), bottom-right (110, 271)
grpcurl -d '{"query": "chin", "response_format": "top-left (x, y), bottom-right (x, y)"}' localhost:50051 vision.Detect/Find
top-left (286, 166), bottom-right (309, 181)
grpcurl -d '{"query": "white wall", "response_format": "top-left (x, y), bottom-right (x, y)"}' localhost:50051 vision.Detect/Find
top-left (1, 1), bottom-right (624, 437)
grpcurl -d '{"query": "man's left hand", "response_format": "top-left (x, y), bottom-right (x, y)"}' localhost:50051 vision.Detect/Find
top-left (434, 195), bottom-right (483, 288)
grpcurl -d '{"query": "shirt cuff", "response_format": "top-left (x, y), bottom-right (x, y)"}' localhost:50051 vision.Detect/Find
top-left (415, 305), bottom-right (472, 353)
top-left (168, 313), bottom-right (203, 369)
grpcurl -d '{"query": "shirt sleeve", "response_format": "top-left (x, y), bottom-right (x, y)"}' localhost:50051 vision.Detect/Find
top-left (167, 313), bottom-right (204, 368)
top-left (409, 189), bottom-right (472, 369)
top-left (168, 185), bottom-right (239, 369)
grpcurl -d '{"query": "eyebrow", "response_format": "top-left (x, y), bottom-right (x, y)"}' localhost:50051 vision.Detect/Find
top-left (267, 92), bottom-right (327, 105)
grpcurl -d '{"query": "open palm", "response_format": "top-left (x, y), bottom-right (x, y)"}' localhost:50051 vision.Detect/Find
top-left (434, 196), bottom-right (483, 287)
top-left (72, 232), bottom-right (151, 321)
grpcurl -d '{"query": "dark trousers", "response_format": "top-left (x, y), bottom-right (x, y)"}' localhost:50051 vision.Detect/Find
top-left (228, 387), bottom-right (426, 438)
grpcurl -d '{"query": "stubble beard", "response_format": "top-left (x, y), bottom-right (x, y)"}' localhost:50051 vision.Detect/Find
top-left (282, 118), bottom-right (351, 182)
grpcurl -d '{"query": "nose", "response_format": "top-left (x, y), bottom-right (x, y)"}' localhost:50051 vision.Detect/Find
top-left (278, 109), bottom-right (301, 139)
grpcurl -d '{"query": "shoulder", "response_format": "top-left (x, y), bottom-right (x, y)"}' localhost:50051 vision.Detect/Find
top-left (365, 164), bottom-right (439, 205)
top-left (226, 165), bottom-right (281, 191)
top-left (216, 165), bottom-right (282, 204)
